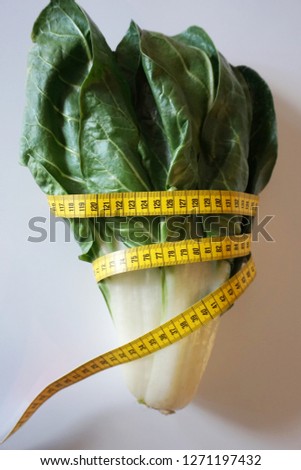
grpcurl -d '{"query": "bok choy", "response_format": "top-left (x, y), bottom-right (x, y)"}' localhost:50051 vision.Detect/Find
top-left (21, 0), bottom-right (277, 412)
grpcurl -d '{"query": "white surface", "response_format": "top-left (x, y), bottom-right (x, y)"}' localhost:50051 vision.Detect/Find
top-left (1, 0), bottom-right (301, 450)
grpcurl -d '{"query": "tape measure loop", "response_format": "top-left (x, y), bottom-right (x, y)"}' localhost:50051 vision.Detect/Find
top-left (92, 234), bottom-right (252, 282)
top-left (47, 190), bottom-right (259, 218)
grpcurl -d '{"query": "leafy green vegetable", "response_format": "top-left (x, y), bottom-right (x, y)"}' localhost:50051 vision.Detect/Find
top-left (21, 0), bottom-right (277, 412)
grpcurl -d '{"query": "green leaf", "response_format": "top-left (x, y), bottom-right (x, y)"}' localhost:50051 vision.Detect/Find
top-left (140, 30), bottom-right (215, 190)
top-left (21, 0), bottom-right (152, 195)
top-left (21, 0), bottom-right (90, 194)
top-left (115, 21), bottom-right (141, 98)
top-left (236, 66), bottom-right (278, 194)
top-left (79, 20), bottom-right (151, 194)
top-left (116, 23), bottom-right (170, 190)
top-left (20, 0), bottom-right (154, 260)
top-left (174, 29), bottom-right (251, 191)
top-left (173, 25), bottom-right (219, 92)
top-left (199, 55), bottom-right (252, 191)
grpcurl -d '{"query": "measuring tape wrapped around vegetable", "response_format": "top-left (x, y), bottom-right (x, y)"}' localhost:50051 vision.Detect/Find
top-left (13, 0), bottom-right (277, 440)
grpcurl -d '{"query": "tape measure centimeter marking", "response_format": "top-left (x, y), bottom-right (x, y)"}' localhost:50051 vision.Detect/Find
top-left (93, 234), bottom-right (251, 282)
top-left (4, 257), bottom-right (255, 442)
top-left (47, 190), bottom-right (259, 218)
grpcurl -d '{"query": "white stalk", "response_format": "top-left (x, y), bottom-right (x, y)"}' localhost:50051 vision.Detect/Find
top-left (105, 259), bottom-right (231, 412)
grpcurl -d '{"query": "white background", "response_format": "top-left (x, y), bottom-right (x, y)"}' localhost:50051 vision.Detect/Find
top-left (1, 0), bottom-right (301, 450)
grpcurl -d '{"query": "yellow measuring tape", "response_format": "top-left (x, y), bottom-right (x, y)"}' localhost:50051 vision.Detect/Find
top-left (3, 190), bottom-right (258, 442)
top-left (47, 189), bottom-right (258, 218)
top-left (93, 234), bottom-right (251, 282)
